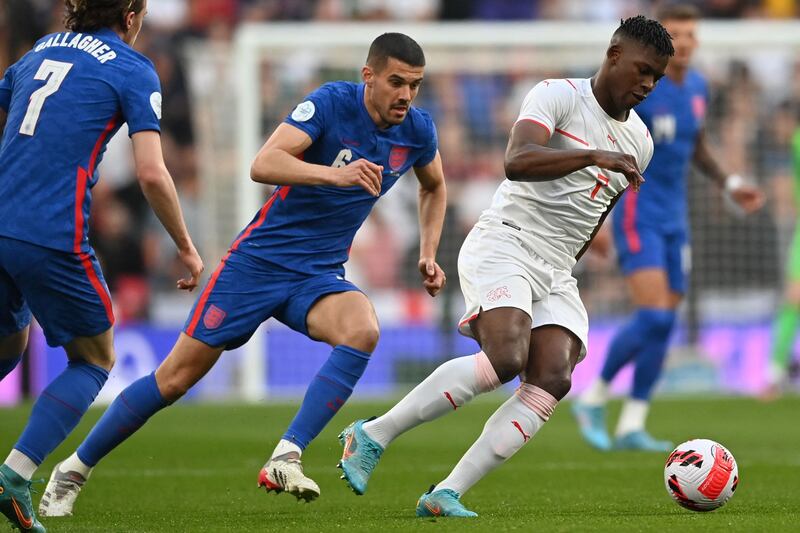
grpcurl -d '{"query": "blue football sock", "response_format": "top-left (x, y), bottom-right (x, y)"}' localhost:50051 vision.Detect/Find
top-left (77, 372), bottom-right (167, 466)
top-left (631, 309), bottom-right (676, 400)
top-left (0, 355), bottom-right (22, 381)
top-left (14, 360), bottom-right (109, 464)
top-left (600, 310), bottom-right (650, 383)
top-left (283, 345), bottom-right (371, 449)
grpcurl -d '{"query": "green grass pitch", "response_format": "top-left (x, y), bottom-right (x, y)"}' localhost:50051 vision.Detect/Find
top-left (1, 395), bottom-right (799, 532)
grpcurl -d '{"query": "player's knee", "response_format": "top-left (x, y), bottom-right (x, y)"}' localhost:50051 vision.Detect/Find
top-left (484, 340), bottom-right (528, 383)
top-left (157, 374), bottom-right (192, 402)
top-left (82, 351), bottom-right (115, 371)
top-left (532, 361), bottom-right (572, 401)
top-left (339, 323), bottom-right (380, 353)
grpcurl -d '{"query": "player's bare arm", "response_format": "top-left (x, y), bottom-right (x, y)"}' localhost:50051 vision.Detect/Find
top-left (692, 128), bottom-right (764, 213)
top-left (576, 191), bottom-right (624, 262)
top-left (504, 121), bottom-right (645, 191)
top-left (0, 109), bottom-right (6, 135)
top-left (413, 150), bottom-right (447, 297)
top-left (251, 122), bottom-right (383, 196)
top-left (131, 131), bottom-right (203, 291)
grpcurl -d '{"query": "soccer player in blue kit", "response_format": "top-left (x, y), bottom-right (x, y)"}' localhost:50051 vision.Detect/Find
top-left (41, 32), bottom-right (447, 514)
top-left (573, 4), bottom-right (764, 452)
top-left (0, 1), bottom-right (204, 531)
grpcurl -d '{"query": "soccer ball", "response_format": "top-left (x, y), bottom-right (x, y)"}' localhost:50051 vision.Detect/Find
top-left (664, 438), bottom-right (739, 512)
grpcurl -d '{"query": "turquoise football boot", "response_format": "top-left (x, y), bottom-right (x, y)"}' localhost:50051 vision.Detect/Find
top-left (416, 486), bottom-right (477, 518)
top-left (0, 464), bottom-right (46, 532)
top-left (615, 430), bottom-right (673, 452)
top-left (571, 401), bottom-right (612, 451)
top-left (338, 418), bottom-right (384, 495)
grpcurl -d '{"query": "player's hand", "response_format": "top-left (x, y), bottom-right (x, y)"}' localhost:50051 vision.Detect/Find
top-left (593, 150), bottom-right (644, 192)
top-left (176, 246), bottom-right (204, 291)
top-left (418, 258), bottom-right (446, 297)
top-left (329, 159), bottom-right (383, 197)
top-left (730, 184), bottom-right (765, 214)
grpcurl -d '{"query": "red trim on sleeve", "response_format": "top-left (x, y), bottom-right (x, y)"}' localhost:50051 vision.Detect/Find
top-left (517, 118), bottom-right (552, 137)
top-left (565, 79), bottom-right (577, 91)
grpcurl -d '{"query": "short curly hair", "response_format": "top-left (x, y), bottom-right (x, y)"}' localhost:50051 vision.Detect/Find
top-left (64, 0), bottom-right (145, 33)
top-left (614, 15), bottom-right (675, 57)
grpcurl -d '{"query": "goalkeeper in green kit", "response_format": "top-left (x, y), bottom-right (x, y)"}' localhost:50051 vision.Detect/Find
top-left (766, 128), bottom-right (800, 398)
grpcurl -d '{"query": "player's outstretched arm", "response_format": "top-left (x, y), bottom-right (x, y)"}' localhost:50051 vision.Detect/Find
top-left (693, 129), bottom-right (764, 214)
top-left (414, 151), bottom-right (447, 297)
top-left (504, 121), bottom-right (644, 191)
top-left (251, 123), bottom-right (383, 196)
top-left (132, 131), bottom-right (203, 291)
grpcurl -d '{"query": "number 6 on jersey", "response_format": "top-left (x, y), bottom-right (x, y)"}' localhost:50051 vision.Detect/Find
top-left (19, 59), bottom-right (73, 136)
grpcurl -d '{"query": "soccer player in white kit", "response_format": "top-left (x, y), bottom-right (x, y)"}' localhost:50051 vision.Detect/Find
top-left (338, 16), bottom-right (673, 517)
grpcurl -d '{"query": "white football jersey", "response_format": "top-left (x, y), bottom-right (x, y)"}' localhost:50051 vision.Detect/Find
top-left (477, 78), bottom-right (653, 271)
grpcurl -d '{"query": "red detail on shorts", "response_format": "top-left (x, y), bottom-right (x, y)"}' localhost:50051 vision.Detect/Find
top-left (565, 79), bottom-right (577, 91)
top-left (186, 188), bottom-right (285, 336)
top-left (203, 304), bottom-right (226, 329)
top-left (698, 445), bottom-right (735, 500)
top-left (444, 391), bottom-right (459, 410)
top-left (517, 118), bottom-right (552, 137)
top-left (78, 252), bottom-right (114, 324)
top-left (459, 313), bottom-right (479, 328)
top-left (622, 189), bottom-right (641, 253)
top-left (555, 128), bottom-right (589, 146)
top-left (511, 420), bottom-right (531, 442)
top-left (486, 285), bottom-right (511, 302)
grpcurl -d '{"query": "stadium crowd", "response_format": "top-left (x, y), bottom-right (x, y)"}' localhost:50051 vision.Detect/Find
top-left (0, 0), bottom-right (798, 324)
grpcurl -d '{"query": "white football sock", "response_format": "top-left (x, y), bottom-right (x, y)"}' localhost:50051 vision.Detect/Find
top-left (579, 379), bottom-right (610, 406)
top-left (615, 398), bottom-right (649, 436)
top-left (435, 384), bottom-right (556, 496)
top-left (4, 449), bottom-right (38, 480)
top-left (270, 439), bottom-right (302, 460)
top-left (60, 452), bottom-right (93, 479)
top-left (363, 352), bottom-right (500, 448)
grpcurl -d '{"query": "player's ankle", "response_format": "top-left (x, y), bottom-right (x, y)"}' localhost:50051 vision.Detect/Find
top-left (60, 452), bottom-right (93, 479)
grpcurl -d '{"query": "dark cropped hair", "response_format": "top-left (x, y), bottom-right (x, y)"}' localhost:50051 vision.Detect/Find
top-left (614, 15), bottom-right (675, 57)
top-left (64, 0), bottom-right (145, 33)
top-left (366, 33), bottom-right (426, 72)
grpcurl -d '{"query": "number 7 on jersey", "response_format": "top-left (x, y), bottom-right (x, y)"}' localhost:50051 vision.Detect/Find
top-left (19, 59), bottom-right (73, 137)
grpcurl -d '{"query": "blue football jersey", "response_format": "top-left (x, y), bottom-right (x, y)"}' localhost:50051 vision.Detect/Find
top-left (232, 81), bottom-right (438, 275)
top-left (627, 69), bottom-right (708, 232)
top-left (0, 28), bottom-right (161, 253)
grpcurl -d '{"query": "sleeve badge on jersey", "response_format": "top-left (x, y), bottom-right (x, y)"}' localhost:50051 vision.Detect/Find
top-left (291, 101), bottom-right (315, 122)
top-left (389, 145), bottom-right (410, 171)
top-left (150, 92), bottom-right (162, 120)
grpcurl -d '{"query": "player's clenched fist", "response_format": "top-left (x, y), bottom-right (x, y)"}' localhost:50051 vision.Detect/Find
top-left (177, 246), bottom-right (204, 291)
top-left (328, 159), bottom-right (384, 197)
top-left (592, 150), bottom-right (645, 192)
top-left (418, 258), bottom-right (446, 297)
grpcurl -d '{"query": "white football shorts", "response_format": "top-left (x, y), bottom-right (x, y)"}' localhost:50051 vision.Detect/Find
top-left (457, 222), bottom-right (588, 360)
